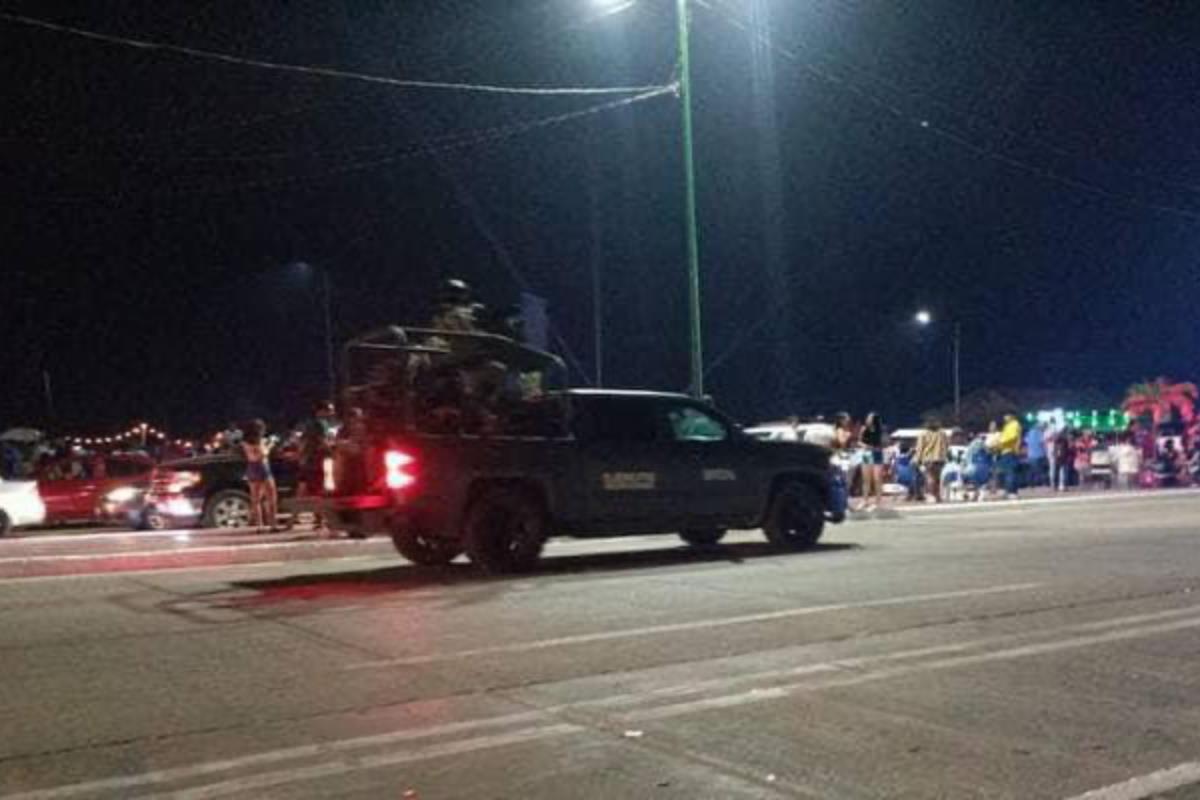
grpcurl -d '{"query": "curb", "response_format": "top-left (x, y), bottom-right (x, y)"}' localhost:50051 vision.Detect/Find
top-left (849, 488), bottom-right (1200, 520)
top-left (0, 538), bottom-right (395, 579)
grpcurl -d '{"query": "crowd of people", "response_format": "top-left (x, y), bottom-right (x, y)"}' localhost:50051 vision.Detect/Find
top-left (813, 410), bottom-right (1200, 510)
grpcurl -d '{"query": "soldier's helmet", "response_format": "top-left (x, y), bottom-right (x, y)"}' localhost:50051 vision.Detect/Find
top-left (438, 278), bottom-right (472, 306)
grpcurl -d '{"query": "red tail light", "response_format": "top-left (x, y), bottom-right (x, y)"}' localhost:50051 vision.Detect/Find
top-left (384, 450), bottom-right (416, 490)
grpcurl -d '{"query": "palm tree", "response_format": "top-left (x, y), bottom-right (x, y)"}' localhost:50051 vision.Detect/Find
top-left (1123, 378), bottom-right (1198, 433)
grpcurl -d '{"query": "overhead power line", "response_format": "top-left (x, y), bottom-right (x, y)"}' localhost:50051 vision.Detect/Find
top-left (46, 85), bottom-right (676, 201)
top-left (0, 11), bottom-right (670, 97)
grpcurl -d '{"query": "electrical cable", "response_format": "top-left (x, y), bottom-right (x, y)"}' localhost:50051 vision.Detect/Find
top-left (0, 11), bottom-right (671, 97)
top-left (45, 85), bottom-right (676, 201)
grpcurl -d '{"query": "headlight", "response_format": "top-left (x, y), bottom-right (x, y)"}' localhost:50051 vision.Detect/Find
top-left (105, 486), bottom-right (140, 503)
top-left (166, 471), bottom-right (202, 493)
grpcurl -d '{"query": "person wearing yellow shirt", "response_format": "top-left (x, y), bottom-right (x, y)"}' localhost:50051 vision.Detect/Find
top-left (995, 413), bottom-right (1023, 498)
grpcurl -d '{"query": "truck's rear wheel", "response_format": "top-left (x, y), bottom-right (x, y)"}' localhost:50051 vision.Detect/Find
top-left (679, 528), bottom-right (727, 547)
top-left (391, 526), bottom-right (462, 566)
top-left (463, 488), bottom-right (548, 574)
top-left (763, 482), bottom-right (825, 550)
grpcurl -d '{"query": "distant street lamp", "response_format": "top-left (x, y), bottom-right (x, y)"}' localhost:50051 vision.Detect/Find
top-left (915, 310), bottom-right (961, 423)
top-left (594, 0), bottom-right (703, 397)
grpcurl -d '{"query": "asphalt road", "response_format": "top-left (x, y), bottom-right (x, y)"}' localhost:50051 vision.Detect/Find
top-left (3, 494), bottom-right (1200, 799)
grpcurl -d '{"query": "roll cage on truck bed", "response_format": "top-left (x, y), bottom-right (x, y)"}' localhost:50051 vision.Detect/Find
top-left (323, 325), bottom-right (846, 573)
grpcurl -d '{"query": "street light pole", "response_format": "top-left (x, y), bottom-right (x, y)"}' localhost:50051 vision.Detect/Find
top-left (676, 0), bottom-right (704, 398)
top-left (916, 310), bottom-right (962, 423)
top-left (953, 321), bottom-right (961, 424)
top-left (321, 268), bottom-right (335, 404)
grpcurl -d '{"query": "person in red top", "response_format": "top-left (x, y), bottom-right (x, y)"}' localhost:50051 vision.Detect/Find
top-left (1074, 430), bottom-right (1096, 489)
top-left (1053, 429), bottom-right (1074, 491)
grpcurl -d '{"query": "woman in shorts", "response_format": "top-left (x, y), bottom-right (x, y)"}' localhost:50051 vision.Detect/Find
top-left (859, 412), bottom-right (886, 510)
top-left (241, 419), bottom-right (279, 532)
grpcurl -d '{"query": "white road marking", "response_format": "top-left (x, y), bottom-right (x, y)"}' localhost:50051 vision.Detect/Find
top-left (345, 583), bottom-right (1041, 669)
top-left (1063, 761), bottom-right (1200, 800)
top-left (578, 604), bottom-right (1200, 713)
top-left (150, 724), bottom-right (584, 800)
top-left (0, 711), bottom-right (556, 800)
top-left (898, 510), bottom-right (1034, 522)
top-left (11, 602), bottom-right (1200, 800)
top-left (624, 611), bottom-right (1200, 722)
top-left (890, 489), bottom-right (1200, 516)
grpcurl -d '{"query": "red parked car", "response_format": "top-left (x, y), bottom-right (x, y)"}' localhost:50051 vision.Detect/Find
top-left (36, 453), bottom-right (155, 527)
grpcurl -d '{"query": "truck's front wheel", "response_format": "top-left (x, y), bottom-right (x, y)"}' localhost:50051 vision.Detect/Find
top-left (463, 488), bottom-right (548, 574)
top-left (391, 524), bottom-right (462, 567)
top-left (763, 482), bottom-right (825, 550)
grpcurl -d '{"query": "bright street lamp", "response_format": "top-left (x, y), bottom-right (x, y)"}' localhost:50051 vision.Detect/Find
top-left (592, 0), bottom-right (636, 15)
top-left (914, 309), bottom-right (932, 326)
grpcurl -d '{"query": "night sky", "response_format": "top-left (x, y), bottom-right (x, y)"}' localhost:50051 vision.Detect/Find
top-left (3, 1), bottom-right (1199, 436)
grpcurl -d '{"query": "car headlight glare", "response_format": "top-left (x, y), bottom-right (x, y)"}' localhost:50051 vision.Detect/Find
top-left (105, 487), bottom-right (140, 503)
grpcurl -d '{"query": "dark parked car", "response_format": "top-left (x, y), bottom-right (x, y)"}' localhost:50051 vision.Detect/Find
top-left (144, 453), bottom-right (300, 529)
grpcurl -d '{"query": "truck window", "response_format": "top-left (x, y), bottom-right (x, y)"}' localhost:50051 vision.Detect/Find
top-left (573, 399), bottom-right (660, 444)
top-left (666, 405), bottom-right (728, 442)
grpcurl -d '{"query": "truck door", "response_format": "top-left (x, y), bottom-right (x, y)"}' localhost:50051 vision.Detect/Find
top-left (572, 396), bottom-right (676, 528)
top-left (661, 401), bottom-right (759, 524)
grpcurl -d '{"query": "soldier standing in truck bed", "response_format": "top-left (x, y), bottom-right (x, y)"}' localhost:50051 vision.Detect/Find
top-left (430, 279), bottom-right (478, 336)
top-left (425, 279), bottom-right (506, 432)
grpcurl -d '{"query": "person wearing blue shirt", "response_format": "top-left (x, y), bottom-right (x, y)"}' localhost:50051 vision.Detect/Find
top-left (1025, 423), bottom-right (1048, 487)
top-left (962, 435), bottom-right (993, 501)
top-left (892, 443), bottom-right (920, 501)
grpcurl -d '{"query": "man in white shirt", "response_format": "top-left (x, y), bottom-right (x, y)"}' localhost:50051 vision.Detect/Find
top-left (1110, 436), bottom-right (1141, 490)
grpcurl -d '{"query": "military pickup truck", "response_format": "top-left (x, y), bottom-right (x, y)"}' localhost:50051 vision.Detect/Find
top-left (323, 326), bottom-right (846, 573)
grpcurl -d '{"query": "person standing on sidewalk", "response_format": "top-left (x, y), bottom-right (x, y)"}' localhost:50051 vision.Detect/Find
top-left (1025, 423), bottom-right (1048, 487)
top-left (915, 420), bottom-right (950, 503)
top-left (995, 413), bottom-right (1023, 499)
top-left (1111, 434), bottom-right (1141, 491)
top-left (1074, 429), bottom-right (1096, 490)
top-left (1044, 423), bottom-right (1059, 490)
top-left (1053, 428), bottom-right (1074, 491)
top-left (858, 412), bottom-right (886, 510)
top-left (297, 402), bottom-right (336, 532)
top-left (241, 419), bottom-right (279, 532)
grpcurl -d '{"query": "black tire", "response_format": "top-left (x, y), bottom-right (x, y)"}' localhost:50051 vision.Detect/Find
top-left (0, 510), bottom-right (12, 538)
top-left (763, 482), bottom-right (825, 550)
top-left (679, 528), bottom-right (727, 547)
top-left (138, 506), bottom-right (168, 531)
top-left (202, 490), bottom-right (253, 529)
top-left (391, 525), bottom-right (462, 566)
top-left (462, 487), bottom-right (548, 574)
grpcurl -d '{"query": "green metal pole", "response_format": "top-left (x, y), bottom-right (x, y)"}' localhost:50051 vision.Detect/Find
top-left (676, 0), bottom-right (704, 398)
